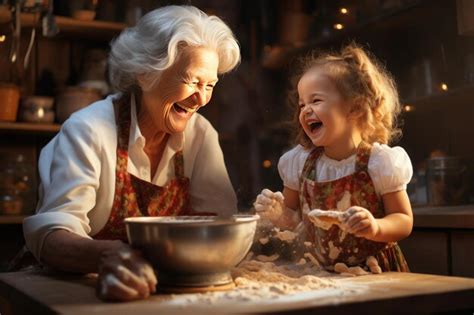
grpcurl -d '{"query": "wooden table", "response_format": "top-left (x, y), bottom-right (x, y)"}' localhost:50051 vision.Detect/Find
top-left (0, 270), bottom-right (473, 315)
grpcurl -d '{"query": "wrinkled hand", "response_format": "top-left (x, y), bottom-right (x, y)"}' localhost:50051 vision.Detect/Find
top-left (253, 189), bottom-right (285, 222)
top-left (343, 206), bottom-right (380, 240)
top-left (97, 242), bottom-right (157, 301)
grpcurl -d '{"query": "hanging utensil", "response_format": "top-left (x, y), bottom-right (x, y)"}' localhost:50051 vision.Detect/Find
top-left (23, 27), bottom-right (35, 70)
top-left (9, 0), bottom-right (21, 64)
top-left (42, 0), bottom-right (58, 37)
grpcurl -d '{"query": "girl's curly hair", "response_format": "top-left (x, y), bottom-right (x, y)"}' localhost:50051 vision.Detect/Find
top-left (288, 43), bottom-right (402, 149)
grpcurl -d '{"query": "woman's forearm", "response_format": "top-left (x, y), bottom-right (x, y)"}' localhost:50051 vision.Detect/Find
top-left (41, 230), bottom-right (123, 273)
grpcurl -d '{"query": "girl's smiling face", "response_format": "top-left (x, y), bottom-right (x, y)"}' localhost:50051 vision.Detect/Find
top-left (298, 67), bottom-right (358, 156)
top-left (139, 46), bottom-right (219, 134)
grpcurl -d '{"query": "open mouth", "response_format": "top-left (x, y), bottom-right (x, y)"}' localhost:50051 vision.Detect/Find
top-left (173, 103), bottom-right (198, 115)
top-left (308, 121), bottom-right (323, 133)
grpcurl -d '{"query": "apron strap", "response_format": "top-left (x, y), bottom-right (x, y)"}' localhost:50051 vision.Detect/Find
top-left (174, 151), bottom-right (185, 178)
top-left (299, 146), bottom-right (323, 186)
top-left (354, 141), bottom-right (372, 172)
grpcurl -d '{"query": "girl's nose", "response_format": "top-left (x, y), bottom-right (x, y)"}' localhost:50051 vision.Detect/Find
top-left (301, 105), bottom-right (311, 115)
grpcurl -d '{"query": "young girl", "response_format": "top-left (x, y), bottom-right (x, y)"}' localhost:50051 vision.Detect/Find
top-left (254, 43), bottom-right (413, 272)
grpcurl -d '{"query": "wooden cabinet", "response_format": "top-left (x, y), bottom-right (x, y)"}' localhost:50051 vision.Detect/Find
top-left (451, 231), bottom-right (474, 277)
top-left (399, 228), bottom-right (474, 277)
top-left (399, 206), bottom-right (474, 277)
top-left (399, 229), bottom-right (450, 276)
top-left (0, 9), bottom-right (125, 270)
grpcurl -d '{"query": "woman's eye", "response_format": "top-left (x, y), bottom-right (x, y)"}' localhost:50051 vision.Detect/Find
top-left (206, 84), bottom-right (215, 90)
top-left (312, 99), bottom-right (321, 104)
top-left (185, 81), bottom-right (198, 87)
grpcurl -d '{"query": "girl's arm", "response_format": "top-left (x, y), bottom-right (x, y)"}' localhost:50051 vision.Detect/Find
top-left (345, 190), bottom-right (413, 242)
top-left (276, 187), bottom-right (301, 230)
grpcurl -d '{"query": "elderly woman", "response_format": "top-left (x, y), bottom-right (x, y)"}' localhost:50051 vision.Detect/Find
top-left (23, 5), bottom-right (240, 301)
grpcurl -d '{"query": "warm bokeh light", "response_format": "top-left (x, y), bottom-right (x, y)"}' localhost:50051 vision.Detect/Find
top-left (403, 105), bottom-right (415, 112)
top-left (334, 23), bottom-right (344, 30)
top-left (0, 35), bottom-right (6, 42)
top-left (340, 8), bottom-right (348, 14)
top-left (440, 83), bottom-right (448, 91)
top-left (262, 160), bottom-right (272, 168)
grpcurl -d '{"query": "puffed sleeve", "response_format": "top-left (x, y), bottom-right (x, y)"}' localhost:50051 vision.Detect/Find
top-left (23, 115), bottom-right (102, 261)
top-left (278, 145), bottom-right (310, 191)
top-left (368, 143), bottom-right (413, 196)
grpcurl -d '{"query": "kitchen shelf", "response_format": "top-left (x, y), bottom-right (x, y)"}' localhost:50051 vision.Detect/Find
top-left (403, 84), bottom-right (474, 109)
top-left (0, 215), bottom-right (28, 224)
top-left (0, 121), bottom-right (60, 134)
top-left (0, 11), bottom-right (126, 39)
top-left (412, 204), bottom-right (474, 229)
top-left (261, 0), bottom-right (427, 69)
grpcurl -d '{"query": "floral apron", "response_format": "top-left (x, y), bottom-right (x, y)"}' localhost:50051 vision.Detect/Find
top-left (94, 96), bottom-right (196, 242)
top-left (300, 141), bottom-right (409, 272)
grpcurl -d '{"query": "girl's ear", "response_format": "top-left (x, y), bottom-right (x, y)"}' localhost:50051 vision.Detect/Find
top-left (347, 102), bottom-right (362, 121)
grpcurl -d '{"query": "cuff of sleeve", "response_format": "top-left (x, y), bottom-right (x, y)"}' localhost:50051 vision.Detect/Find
top-left (379, 184), bottom-right (407, 196)
top-left (283, 182), bottom-right (300, 191)
top-left (23, 212), bottom-right (92, 262)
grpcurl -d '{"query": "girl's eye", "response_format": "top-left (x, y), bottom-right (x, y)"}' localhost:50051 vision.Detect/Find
top-left (312, 99), bottom-right (321, 104)
top-left (206, 84), bottom-right (215, 90)
top-left (299, 104), bottom-right (305, 109)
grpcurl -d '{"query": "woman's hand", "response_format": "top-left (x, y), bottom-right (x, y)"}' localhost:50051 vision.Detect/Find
top-left (343, 206), bottom-right (380, 240)
top-left (97, 242), bottom-right (157, 301)
top-left (253, 188), bottom-right (285, 222)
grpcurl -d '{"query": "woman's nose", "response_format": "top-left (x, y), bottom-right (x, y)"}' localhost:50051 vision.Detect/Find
top-left (193, 89), bottom-right (207, 106)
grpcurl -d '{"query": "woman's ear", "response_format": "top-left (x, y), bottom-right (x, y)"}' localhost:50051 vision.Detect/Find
top-left (136, 74), bottom-right (148, 90)
top-left (136, 73), bottom-right (161, 92)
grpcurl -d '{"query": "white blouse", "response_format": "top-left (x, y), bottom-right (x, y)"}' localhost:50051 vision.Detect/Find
top-left (24, 94), bottom-right (237, 261)
top-left (278, 144), bottom-right (413, 195)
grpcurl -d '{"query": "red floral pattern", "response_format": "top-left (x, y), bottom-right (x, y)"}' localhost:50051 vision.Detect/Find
top-left (94, 96), bottom-right (193, 242)
top-left (299, 142), bottom-right (409, 272)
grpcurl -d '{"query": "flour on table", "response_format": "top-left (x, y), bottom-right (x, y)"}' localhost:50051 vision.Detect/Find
top-left (162, 258), bottom-right (369, 308)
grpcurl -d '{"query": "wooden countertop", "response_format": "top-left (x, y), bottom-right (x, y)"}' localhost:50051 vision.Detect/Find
top-left (413, 204), bottom-right (474, 229)
top-left (0, 270), bottom-right (473, 314)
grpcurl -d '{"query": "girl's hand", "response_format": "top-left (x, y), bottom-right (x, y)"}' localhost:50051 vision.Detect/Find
top-left (97, 242), bottom-right (157, 301)
top-left (343, 206), bottom-right (380, 240)
top-left (253, 188), bottom-right (285, 222)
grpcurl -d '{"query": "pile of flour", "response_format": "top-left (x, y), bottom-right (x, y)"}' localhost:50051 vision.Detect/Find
top-left (162, 254), bottom-right (366, 308)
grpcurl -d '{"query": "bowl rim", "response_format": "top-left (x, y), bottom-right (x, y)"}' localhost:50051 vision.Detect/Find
top-left (124, 214), bottom-right (259, 226)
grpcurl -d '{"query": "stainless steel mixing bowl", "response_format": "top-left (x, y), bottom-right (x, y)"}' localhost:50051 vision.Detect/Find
top-left (125, 214), bottom-right (259, 287)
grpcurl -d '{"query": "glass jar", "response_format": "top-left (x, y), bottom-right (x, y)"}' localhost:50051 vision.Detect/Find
top-left (0, 153), bottom-right (36, 215)
top-left (426, 157), bottom-right (469, 206)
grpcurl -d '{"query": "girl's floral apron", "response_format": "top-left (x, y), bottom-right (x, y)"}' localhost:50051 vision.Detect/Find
top-left (94, 97), bottom-right (197, 241)
top-left (300, 141), bottom-right (409, 272)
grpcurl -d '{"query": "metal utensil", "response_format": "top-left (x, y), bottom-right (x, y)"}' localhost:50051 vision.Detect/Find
top-left (125, 214), bottom-right (259, 287)
top-left (42, 0), bottom-right (58, 37)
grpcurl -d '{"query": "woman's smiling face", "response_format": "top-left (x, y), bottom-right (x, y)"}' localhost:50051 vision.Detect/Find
top-left (139, 46), bottom-right (219, 134)
top-left (297, 67), bottom-right (353, 149)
